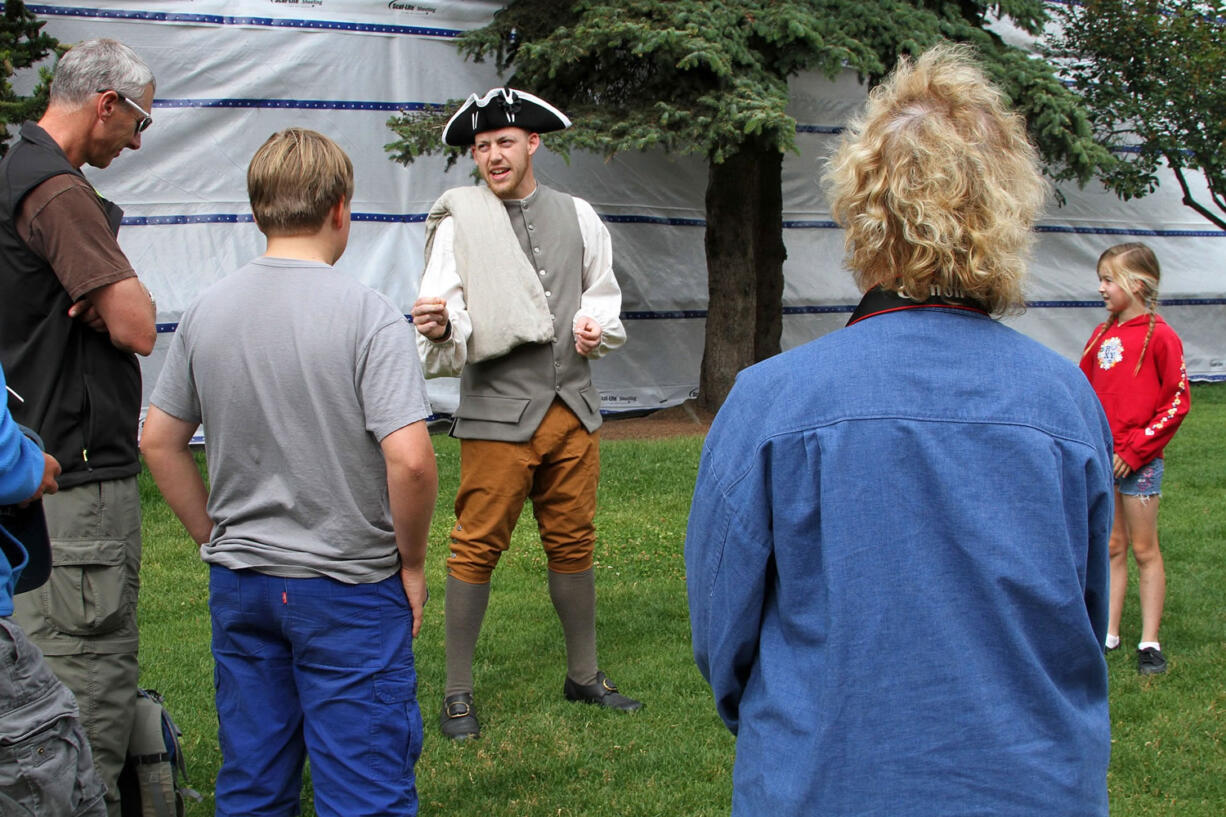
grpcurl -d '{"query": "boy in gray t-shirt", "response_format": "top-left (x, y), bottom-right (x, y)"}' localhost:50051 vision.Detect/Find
top-left (142, 129), bottom-right (436, 817)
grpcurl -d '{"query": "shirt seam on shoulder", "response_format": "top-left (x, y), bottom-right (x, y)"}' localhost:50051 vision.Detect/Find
top-left (717, 414), bottom-right (1105, 489)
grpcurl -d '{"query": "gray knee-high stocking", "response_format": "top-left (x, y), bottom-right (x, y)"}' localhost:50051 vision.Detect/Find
top-left (444, 575), bottom-right (491, 696)
top-left (548, 567), bottom-right (598, 686)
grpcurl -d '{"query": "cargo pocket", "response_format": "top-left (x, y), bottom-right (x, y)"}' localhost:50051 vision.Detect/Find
top-left (371, 669), bottom-right (421, 779)
top-left (0, 710), bottom-right (105, 817)
top-left (41, 539), bottom-right (129, 637)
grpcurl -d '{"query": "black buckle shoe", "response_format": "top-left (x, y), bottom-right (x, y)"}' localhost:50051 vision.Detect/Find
top-left (564, 671), bottom-right (643, 712)
top-left (1137, 647), bottom-right (1168, 675)
top-left (440, 692), bottom-right (480, 740)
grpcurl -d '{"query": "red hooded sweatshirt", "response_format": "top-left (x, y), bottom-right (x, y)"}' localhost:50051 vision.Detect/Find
top-left (1080, 313), bottom-right (1190, 471)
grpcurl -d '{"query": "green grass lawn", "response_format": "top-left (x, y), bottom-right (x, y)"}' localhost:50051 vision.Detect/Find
top-left (136, 383), bottom-right (1226, 816)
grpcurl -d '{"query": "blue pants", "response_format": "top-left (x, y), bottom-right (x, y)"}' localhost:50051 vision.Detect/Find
top-left (209, 566), bottom-right (423, 817)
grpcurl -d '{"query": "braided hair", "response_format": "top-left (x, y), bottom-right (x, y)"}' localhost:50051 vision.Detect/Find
top-left (1084, 243), bottom-right (1161, 375)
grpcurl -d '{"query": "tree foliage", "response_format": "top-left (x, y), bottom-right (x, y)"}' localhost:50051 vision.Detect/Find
top-left (1047, 0), bottom-right (1226, 230)
top-left (389, 0), bottom-right (1108, 180)
top-left (0, 0), bottom-right (59, 157)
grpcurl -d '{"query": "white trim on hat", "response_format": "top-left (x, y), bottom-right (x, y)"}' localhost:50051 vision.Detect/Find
top-left (441, 87), bottom-right (571, 146)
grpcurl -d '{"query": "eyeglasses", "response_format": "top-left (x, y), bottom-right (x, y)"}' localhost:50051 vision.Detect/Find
top-left (96, 88), bottom-right (153, 134)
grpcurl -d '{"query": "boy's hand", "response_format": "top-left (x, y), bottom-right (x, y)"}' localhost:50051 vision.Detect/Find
top-left (411, 297), bottom-right (450, 341)
top-left (400, 566), bottom-right (428, 638)
top-left (21, 453), bottom-right (60, 506)
top-left (574, 316), bottom-right (602, 356)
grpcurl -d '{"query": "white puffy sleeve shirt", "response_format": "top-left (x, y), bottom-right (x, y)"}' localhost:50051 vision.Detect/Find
top-left (415, 198), bottom-right (626, 378)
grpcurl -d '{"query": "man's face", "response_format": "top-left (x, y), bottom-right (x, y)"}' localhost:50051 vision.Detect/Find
top-left (472, 127), bottom-right (539, 200)
top-left (88, 84), bottom-right (153, 169)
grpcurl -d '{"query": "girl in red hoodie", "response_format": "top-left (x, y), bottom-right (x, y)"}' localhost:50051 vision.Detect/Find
top-left (1080, 242), bottom-right (1189, 675)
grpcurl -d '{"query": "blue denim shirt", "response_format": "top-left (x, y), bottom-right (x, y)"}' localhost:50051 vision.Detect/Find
top-left (686, 304), bottom-right (1113, 816)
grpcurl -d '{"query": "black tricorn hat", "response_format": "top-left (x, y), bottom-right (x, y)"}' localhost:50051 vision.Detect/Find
top-left (442, 88), bottom-right (571, 147)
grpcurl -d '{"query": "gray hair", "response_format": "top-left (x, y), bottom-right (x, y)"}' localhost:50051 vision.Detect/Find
top-left (49, 39), bottom-right (155, 106)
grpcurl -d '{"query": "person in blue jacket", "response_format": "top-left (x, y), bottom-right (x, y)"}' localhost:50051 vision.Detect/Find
top-left (685, 46), bottom-right (1114, 817)
top-left (1, 362), bottom-right (106, 815)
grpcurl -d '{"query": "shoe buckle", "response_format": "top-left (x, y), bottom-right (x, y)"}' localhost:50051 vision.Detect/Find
top-left (446, 701), bottom-right (472, 718)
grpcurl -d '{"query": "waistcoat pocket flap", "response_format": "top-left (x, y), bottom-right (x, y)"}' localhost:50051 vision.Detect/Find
top-left (455, 394), bottom-right (530, 424)
top-left (578, 385), bottom-right (601, 415)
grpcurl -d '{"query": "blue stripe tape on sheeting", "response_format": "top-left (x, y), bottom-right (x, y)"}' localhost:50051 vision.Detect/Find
top-left (601, 215), bottom-right (707, 227)
top-left (1036, 224), bottom-right (1226, 238)
top-left (783, 220), bottom-right (840, 229)
top-left (23, 4), bottom-right (462, 37)
top-left (621, 309), bottom-right (709, 321)
top-left (121, 212), bottom-right (426, 226)
top-left (604, 216), bottom-right (1225, 237)
top-left (121, 211), bottom-right (1225, 237)
top-left (154, 297), bottom-right (1226, 333)
top-left (123, 214), bottom-right (252, 226)
top-left (1029, 298), bottom-right (1226, 308)
top-left (783, 305), bottom-right (854, 315)
top-left (153, 98), bottom-right (442, 112)
top-left (352, 212), bottom-right (428, 223)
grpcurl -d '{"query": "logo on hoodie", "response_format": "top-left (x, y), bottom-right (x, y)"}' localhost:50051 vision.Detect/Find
top-left (1097, 337), bottom-right (1124, 370)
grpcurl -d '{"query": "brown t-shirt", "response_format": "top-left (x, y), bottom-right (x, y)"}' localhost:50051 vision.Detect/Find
top-left (15, 174), bottom-right (135, 301)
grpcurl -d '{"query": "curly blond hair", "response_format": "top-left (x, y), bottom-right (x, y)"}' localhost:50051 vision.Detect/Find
top-left (824, 45), bottom-right (1048, 315)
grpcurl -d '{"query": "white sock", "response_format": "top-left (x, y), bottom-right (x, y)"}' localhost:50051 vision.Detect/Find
top-left (1104, 634), bottom-right (1120, 649)
top-left (1138, 641), bottom-right (1161, 652)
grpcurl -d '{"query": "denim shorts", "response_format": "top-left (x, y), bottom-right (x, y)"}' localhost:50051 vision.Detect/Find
top-left (1117, 457), bottom-right (1163, 497)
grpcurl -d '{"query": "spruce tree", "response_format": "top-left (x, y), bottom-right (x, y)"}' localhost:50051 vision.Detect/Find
top-left (0, 0), bottom-right (59, 157)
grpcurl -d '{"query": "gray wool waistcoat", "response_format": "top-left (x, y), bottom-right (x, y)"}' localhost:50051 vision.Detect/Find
top-left (452, 184), bottom-right (602, 442)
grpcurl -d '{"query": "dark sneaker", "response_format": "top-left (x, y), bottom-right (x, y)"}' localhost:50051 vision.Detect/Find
top-left (440, 692), bottom-right (480, 740)
top-left (564, 671), bottom-right (643, 712)
top-left (1137, 647), bottom-right (1168, 675)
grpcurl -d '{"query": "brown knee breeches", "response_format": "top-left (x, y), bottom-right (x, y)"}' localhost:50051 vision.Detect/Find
top-left (447, 401), bottom-right (599, 583)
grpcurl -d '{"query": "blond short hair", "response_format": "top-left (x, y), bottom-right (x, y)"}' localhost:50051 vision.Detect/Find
top-left (824, 45), bottom-right (1048, 315)
top-left (247, 129), bottom-right (354, 235)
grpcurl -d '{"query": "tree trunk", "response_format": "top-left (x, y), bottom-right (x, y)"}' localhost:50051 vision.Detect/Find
top-left (753, 149), bottom-right (786, 361)
top-left (697, 141), bottom-right (786, 413)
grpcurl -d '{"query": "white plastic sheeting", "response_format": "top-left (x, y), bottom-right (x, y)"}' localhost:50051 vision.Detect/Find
top-left (21, 1), bottom-right (1226, 422)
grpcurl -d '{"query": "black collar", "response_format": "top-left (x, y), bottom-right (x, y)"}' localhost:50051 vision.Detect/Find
top-left (846, 286), bottom-right (990, 327)
top-left (20, 121), bottom-right (68, 158)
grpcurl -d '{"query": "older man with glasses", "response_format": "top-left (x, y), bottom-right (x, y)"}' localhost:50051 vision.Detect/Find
top-left (0, 37), bottom-right (157, 817)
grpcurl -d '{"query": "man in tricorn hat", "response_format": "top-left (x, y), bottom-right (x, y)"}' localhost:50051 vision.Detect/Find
top-left (411, 87), bottom-right (640, 740)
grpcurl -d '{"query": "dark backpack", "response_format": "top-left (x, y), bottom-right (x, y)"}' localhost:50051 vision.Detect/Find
top-left (118, 688), bottom-right (202, 817)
